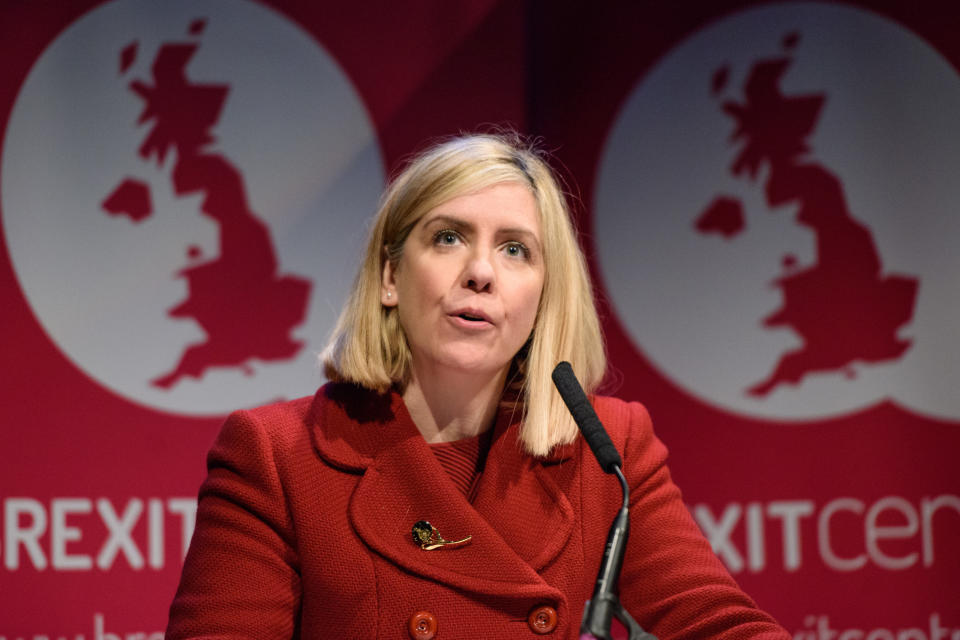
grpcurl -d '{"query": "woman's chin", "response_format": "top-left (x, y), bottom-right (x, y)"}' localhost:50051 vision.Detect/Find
top-left (417, 354), bottom-right (512, 382)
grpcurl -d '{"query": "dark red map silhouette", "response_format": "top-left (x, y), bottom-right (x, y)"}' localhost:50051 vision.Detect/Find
top-left (694, 36), bottom-right (918, 397)
top-left (101, 22), bottom-right (311, 389)
top-left (695, 196), bottom-right (744, 239)
top-left (102, 178), bottom-right (152, 222)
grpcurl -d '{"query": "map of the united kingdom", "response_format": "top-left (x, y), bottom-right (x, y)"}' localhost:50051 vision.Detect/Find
top-left (695, 34), bottom-right (918, 397)
top-left (101, 20), bottom-right (311, 389)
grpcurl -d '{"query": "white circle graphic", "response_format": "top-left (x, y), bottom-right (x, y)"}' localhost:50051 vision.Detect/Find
top-left (1, 0), bottom-right (384, 415)
top-left (595, 3), bottom-right (960, 421)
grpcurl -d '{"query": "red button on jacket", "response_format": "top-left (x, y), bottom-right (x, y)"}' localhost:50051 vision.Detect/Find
top-left (408, 610), bottom-right (438, 639)
top-left (528, 604), bottom-right (558, 634)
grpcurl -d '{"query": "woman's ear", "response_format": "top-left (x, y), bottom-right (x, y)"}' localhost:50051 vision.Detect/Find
top-left (381, 248), bottom-right (398, 307)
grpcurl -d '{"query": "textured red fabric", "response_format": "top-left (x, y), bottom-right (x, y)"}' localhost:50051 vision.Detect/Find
top-left (429, 429), bottom-right (492, 499)
top-left (166, 383), bottom-right (791, 639)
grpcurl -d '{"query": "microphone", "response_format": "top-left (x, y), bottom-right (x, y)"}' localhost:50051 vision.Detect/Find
top-left (551, 362), bottom-right (657, 640)
top-left (551, 362), bottom-right (621, 473)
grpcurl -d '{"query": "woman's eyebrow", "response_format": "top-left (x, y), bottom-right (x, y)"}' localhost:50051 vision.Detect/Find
top-left (422, 214), bottom-right (472, 232)
top-left (498, 226), bottom-right (538, 239)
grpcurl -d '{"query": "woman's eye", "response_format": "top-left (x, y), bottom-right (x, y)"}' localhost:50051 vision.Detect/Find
top-left (434, 231), bottom-right (459, 246)
top-left (503, 242), bottom-right (529, 259)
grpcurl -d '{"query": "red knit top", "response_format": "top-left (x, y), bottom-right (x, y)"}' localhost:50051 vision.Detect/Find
top-left (428, 429), bottom-right (494, 501)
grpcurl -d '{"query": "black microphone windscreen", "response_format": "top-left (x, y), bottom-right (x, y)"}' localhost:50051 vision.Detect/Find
top-left (551, 362), bottom-right (622, 474)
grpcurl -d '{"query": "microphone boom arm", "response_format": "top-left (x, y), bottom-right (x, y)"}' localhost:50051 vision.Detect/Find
top-left (579, 466), bottom-right (657, 640)
top-left (551, 362), bottom-right (657, 640)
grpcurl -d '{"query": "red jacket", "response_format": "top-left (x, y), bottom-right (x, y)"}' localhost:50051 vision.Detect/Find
top-left (167, 383), bottom-right (790, 639)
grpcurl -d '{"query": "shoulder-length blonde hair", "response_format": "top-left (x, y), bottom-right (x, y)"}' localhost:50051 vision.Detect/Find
top-left (321, 132), bottom-right (605, 456)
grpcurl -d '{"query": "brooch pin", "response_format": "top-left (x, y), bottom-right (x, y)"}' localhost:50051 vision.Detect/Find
top-left (412, 520), bottom-right (472, 550)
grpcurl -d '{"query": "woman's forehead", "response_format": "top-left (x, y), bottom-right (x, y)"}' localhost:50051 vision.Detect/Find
top-left (418, 182), bottom-right (540, 230)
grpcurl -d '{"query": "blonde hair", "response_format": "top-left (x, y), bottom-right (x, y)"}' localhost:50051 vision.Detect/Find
top-left (321, 132), bottom-right (606, 456)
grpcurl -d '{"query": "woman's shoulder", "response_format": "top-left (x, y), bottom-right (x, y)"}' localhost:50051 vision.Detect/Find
top-left (216, 382), bottom-right (399, 469)
top-left (227, 381), bottom-right (377, 431)
top-left (210, 390), bottom-right (322, 462)
top-left (228, 393), bottom-right (315, 434)
top-left (240, 393), bottom-right (316, 423)
top-left (585, 393), bottom-right (666, 473)
top-left (587, 394), bottom-right (655, 440)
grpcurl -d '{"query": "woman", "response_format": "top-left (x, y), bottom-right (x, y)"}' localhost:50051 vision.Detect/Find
top-left (166, 133), bottom-right (791, 639)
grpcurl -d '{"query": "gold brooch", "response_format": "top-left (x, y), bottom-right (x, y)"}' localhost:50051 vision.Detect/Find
top-left (412, 520), bottom-right (472, 550)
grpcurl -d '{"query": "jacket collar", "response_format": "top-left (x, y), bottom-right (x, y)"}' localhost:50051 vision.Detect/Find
top-left (307, 383), bottom-right (575, 470)
top-left (307, 383), bottom-right (577, 599)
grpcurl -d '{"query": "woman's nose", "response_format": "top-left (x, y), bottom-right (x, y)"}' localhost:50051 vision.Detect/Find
top-left (462, 251), bottom-right (495, 293)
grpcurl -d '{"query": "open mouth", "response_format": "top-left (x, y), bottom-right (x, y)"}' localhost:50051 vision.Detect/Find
top-left (451, 309), bottom-right (491, 324)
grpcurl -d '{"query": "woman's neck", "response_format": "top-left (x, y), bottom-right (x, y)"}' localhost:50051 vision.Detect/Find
top-left (402, 366), bottom-right (507, 443)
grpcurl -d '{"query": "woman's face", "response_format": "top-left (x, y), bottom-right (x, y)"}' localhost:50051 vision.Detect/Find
top-left (382, 182), bottom-right (545, 382)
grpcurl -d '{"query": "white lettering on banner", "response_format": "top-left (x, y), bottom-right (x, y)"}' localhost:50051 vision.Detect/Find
top-left (865, 497), bottom-right (919, 570)
top-left (167, 498), bottom-right (196, 563)
top-left (921, 495), bottom-right (960, 566)
top-left (695, 502), bottom-right (744, 570)
top-left (692, 495), bottom-right (960, 573)
top-left (52, 498), bottom-right (93, 570)
top-left (0, 612), bottom-right (164, 640)
top-left (791, 613), bottom-right (960, 640)
top-left (94, 612), bottom-right (164, 640)
top-left (1, 497), bottom-right (196, 571)
top-left (3, 498), bottom-right (48, 570)
top-left (746, 502), bottom-right (765, 572)
top-left (693, 500), bottom-right (815, 572)
top-left (96, 498), bottom-right (144, 570)
top-left (817, 498), bottom-right (867, 571)
top-left (767, 501), bottom-right (814, 571)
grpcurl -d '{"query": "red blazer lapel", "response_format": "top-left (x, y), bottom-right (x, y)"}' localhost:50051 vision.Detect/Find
top-left (310, 384), bottom-right (573, 600)
top-left (471, 419), bottom-right (576, 572)
top-left (350, 431), bottom-right (559, 599)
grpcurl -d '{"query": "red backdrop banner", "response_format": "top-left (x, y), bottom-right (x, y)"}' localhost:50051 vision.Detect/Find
top-left (1, 1), bottom-right (957, 637)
